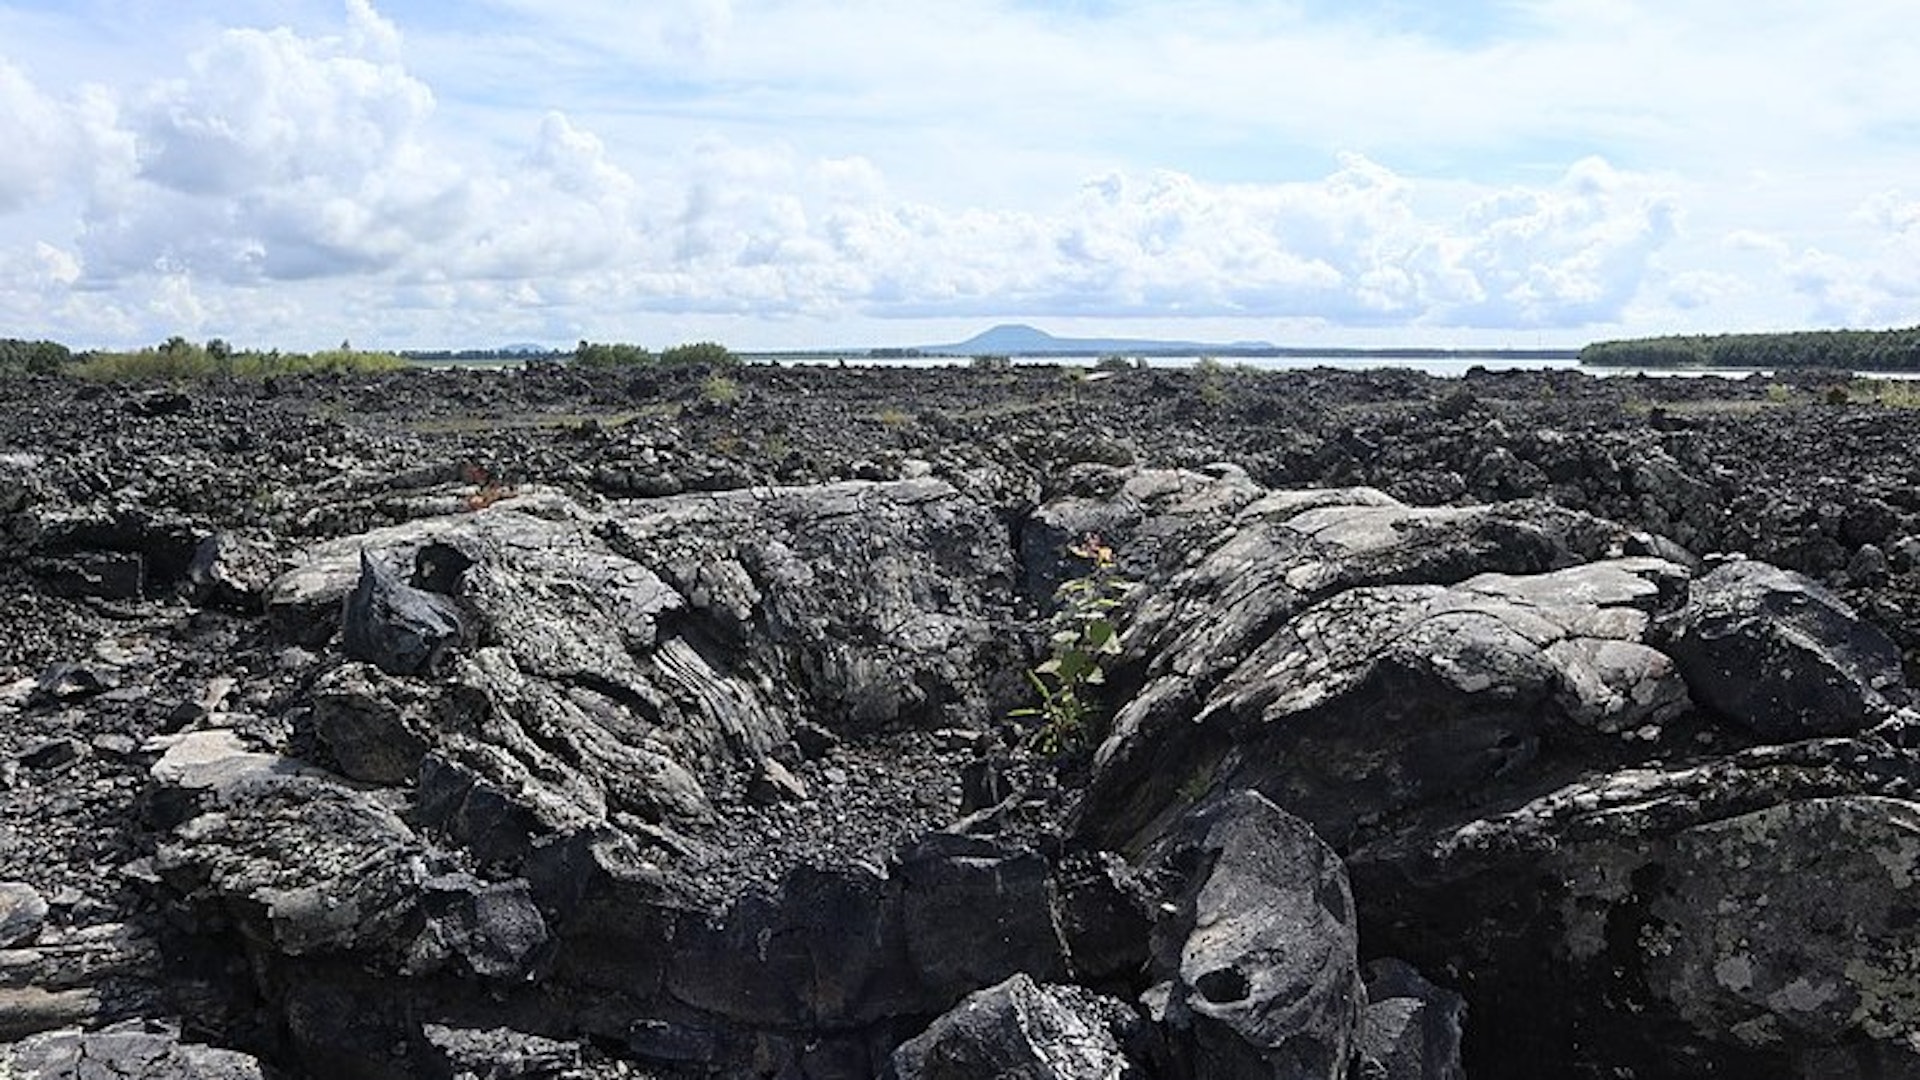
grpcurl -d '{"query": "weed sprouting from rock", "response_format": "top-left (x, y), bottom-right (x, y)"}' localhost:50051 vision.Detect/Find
top-left (1014, 533), bottom-right (1134, 755)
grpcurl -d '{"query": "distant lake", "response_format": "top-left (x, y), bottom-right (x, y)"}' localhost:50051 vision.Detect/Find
top-left (759, 353), bottom-right (1920, 379)
top-left (761, 353), bottom-right (1759, 378)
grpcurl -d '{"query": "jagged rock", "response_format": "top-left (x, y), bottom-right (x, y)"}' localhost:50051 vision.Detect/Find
top-left (403, 874), bottom-right (550, 982)
top-left (889, 973), bottom-right (1137, 1079)
top-left (184, 532), bottom-right (285, 612)
top-left (747, 758), bottom-right (810, 804)
top-left (1084, 551), bottom-right (1692, 850)
top-left (341, 550), bottom-right (465, 676)
top-left (18, 738), bottom-right (83, 771)
top-left (792, 720), bottom-right (840, 759)
top-left (1053, 849), bottom-right (1152, 986)
top-left (1357, 960), bottom-right (1466, 1080)
top-left (666, 862), bottom-right (920, 1027)
top-left (1663, 559), bottom-right (1908, 739)
top-left (0, 1022), bottom-right (271, 1079)
top-left (1348, 737), bottom-right (1920, 1077)
top-left (28, 552), bottom-right (146, 600)
top-left (0, 923), bottom-right (165, 1043)
top-left (420, 1023), bottom-right (584, 1080)
top-left (26, 662), bottom-right (112, 706)
top-left (310, 662), bottom-right (436, 785)
top-left (151, 753), bottom-right (429, 957)
top-left (899, 833), bottom-right (1071, 1006)
top-left (0, 883), bottom-right (48, 948)
top-left (1643, 797), bottom-right (1920, 1057)
top-left (1142, 791), bottom-right (1363, 1080)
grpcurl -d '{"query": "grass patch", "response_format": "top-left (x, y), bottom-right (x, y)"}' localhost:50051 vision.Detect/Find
top-left (1843, 378), bottom-right (1920, 407)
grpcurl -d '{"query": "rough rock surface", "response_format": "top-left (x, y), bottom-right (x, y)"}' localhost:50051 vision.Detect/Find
top-left (7, 365), bottom-right (1920, 1079)
top-left (888, 974), bottom-right (1136, 1080)
top-left (1141, 791), bottom-right (1363, 1080)
top-left (1, 1022), bottom-right (273, 1079)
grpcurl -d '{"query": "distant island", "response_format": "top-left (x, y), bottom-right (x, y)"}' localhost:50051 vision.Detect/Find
top-left (1581, 327), bottom-right (1920, 371)
top-left (913, 324), bottom-right (1577, 360)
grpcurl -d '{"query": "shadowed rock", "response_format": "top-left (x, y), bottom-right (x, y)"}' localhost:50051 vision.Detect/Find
top-left (1663, 558), bottom-right (1909, 739)
top-left (340, 550), bottom-right (465, 676)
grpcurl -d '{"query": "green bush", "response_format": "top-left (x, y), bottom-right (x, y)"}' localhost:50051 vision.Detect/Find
top-left (73, 337), bottom-right (404, 381)
top-left (573, 340), bottom-right (653, 368)
top-left (700, 373), bottom-right (741, 404)
top-left (0, 338), bottom-right (74, 375)
top-left (660, 341), bottom-right (738, 367)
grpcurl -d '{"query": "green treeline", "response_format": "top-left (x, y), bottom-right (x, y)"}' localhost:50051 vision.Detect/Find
top-left (0, 335), bottom-right (405, 379)
top-left (572, 340), bottom-right (738, 368)
top-left (0, 339), bottom-right (75, 374)
top-left (1, 335), bottom-right (742, 379)
top-left (1581, 327), bottom-right (1920, 370)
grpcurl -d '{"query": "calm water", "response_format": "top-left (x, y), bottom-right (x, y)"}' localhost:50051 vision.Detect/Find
top-left (759, 354), bottom-right (1812, 378)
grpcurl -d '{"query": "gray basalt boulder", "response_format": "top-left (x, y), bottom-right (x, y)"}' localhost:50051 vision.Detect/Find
top-left (1662, 558), bottom-right (1908, 739)
top-left (899, 833), bottom-right (1072, 1007)
top-left (1084, 552), bottom-right (1692, 850)
top-left (309, 662), bottom-right (436, 785)
top-left (0, 1023), bottom-right (272, 1079)
top-left (264, 481), bottom-right (1023, 862)
top-left (665, 862), bottom-right (920, 1028)
top-left (1357, 960), bottom-right (1465, 1080)
top-left (184, 531), bottom-right (286, 612)
top-left (1348, 736), bottom-right (1920, 1076)
top-left (1141, 791), bottom-right (1363, 1080)
top-left (0, 883), bottom-right (48, 949)
top-left (341, 550), bottom-right (465, 677)
top-left (889, 973), bottom-right (1138, 1080)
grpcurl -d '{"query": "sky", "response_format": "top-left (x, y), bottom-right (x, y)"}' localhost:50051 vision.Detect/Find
top-left (4, 1), bottom-right (1920, 352)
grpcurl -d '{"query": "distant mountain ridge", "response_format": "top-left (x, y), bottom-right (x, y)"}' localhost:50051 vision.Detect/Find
top-left (920, 324), bottom-right (1273, 356)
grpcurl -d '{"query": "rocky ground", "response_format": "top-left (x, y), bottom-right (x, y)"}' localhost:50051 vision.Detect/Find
top-left (3, 361), bottom-right (1920, 1079)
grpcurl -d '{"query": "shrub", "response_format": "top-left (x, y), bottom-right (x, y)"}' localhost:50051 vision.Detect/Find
top-left (0, 338), bottom-right (74, 375)
top-left (73, 338), bottom-right (404, 380)
top-left (700, 373), bottom-right (741, 404)
top-left (661, 341), bottom-right (739, 367)
top-left (1194, 355), bottom-right (1229, 406)
top-left (573, 341), bottom-right (653, 368)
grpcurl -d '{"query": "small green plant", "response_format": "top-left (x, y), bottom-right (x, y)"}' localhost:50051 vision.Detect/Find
top-left (1194, 355), bottom-right (1228, 406)
top-left (700, 373), bottom-right (741, 404)
top-left (876, 407), bottom-right (912, 428)
top-left (1765, 382), bottom-right (1792, 404)
top-left (1013, 534), bottom-right (1133, 755)
top-left (970, 353), bottom-right (1013, 371)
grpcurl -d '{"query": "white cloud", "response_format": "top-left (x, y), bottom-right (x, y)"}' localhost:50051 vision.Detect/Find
top-left (4, 0), bottom-right (1920, 347)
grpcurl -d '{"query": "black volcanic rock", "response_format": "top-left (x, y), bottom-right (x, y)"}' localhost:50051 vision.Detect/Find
top-left (7, 366), bottom-right (1920, 1079)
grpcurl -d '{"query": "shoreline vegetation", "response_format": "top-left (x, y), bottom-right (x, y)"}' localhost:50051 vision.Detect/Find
top-left (1582, 325), bottom-right (1920, 371)
top-left (13, 323), bottom-right (1920, 381)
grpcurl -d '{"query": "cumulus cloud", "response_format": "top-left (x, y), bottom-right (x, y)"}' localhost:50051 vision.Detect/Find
top-left (0, 0), bottom-right (1792, 347)
top-left (606, 148), bottom-right (1674, 329)
top-left (1777, 194), bottom-right (1920, 326)
top-left (69, 5), bottom-right (451, 285)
